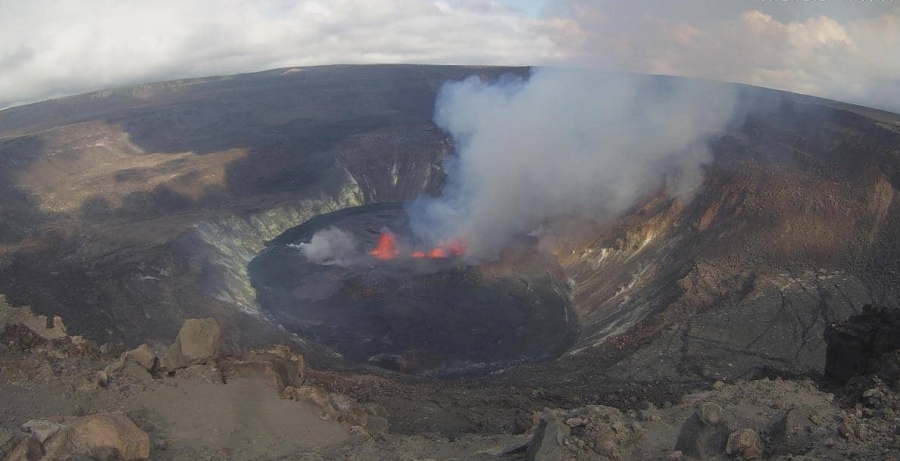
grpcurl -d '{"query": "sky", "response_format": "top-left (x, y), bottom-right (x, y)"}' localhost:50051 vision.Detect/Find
top-left (1, 0), bottom-right (899, 111)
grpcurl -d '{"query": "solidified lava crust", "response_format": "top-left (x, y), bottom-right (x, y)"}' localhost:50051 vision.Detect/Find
top-left (249, 203), bottom-right (578, 377)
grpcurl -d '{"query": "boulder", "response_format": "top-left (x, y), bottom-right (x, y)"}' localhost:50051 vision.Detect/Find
top-left (824, 305), bottom-right (900, 383)
top-left (0, 427), bottom-right (24, 458)
top-left (96, 370), bottom-right (109, 387)
top-left (0, 295), bottom-right (68, 343)
top-left (726, 429), bottom-right (762, 459)
top-left (765, 408), bottom-right (817, 455)
top-left (2, 436), bottom-right (43, 461)
top-left (698, 402), bottom-right (725, 426)
top-left (14, 413), bottom-right (149, 461)
top-left (329, 393), bottom-right (369, 426)
top-left (675, 413), bottom-right (729, 459)
top-left (289, 386), bottom-right (339, 418)
top-left (287, 385), bottom-right (385, 431)
top-left (128, 344), bottom-right (158, 373)
top-left (524, 412), bottom-right (570, 461)
top-left (67, 413), bottom-right (149, 460)
top-left (220, 346), bottom-right (304, 393)
top-left (163, 318), bottom-right (221, 370)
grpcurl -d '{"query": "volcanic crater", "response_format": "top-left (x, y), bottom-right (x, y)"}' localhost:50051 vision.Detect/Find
top-left (3, 66), bottom-right (900, 460)
top-left (250, 203), bottom-right (578, 376)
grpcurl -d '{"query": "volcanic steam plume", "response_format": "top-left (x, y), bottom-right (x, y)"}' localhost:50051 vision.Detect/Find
top-left (406, 69), bottom-right (738, 259)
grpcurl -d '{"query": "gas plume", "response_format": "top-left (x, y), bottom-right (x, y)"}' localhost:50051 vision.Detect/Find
top-left (406, 68), bottom-right (737, 259)
top-left (295, 227), bottom-right (358, 264)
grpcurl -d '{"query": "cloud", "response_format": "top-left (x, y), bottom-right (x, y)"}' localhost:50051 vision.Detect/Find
top-left (0, 0), bottom-right (555, 109)
top-left (551, 3), bottom-right (900, 112)
top-left (1, 0), bottom-right (898, 113)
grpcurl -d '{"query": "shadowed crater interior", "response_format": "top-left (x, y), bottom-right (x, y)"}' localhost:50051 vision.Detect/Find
top-left (249, 203), bottom-right (578, 377)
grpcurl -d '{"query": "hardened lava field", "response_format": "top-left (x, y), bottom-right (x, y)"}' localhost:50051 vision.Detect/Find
top-left (249, 204), bottom-right (577, 377)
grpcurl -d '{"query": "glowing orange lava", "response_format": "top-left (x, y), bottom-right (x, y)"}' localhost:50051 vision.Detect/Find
top-left (369, 232), bottom-right (466, 260)
top-left (368, 231), bottom-right (400, 260)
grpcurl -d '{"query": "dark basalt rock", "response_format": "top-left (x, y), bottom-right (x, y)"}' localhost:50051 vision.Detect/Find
top-left (824, 304), bottom-right (900, 384)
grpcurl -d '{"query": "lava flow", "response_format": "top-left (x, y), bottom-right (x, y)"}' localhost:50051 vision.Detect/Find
top-left (369, 231), bottom-right (400, 260)
top-left (369, 231), bottom-right (465, 260)
top-left (411, 239), bottom-right (465, 259)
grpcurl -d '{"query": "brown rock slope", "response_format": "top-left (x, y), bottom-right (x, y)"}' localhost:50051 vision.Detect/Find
top-left (502, 94), bottom-right (900, 388)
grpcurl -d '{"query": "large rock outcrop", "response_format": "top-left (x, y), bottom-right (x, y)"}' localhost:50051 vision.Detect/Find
top-left (824, 304), bottom-right (900, 384)
top-left (163, 317), bottom-right (222, 369)
top-left (11, 413), bottom-right (150, 461)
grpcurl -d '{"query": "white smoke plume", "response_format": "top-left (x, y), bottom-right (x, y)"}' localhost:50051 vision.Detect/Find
top-left (294, 227), bottom-right (358, 264)
top-left (407, 68), bottom-right (737, 258)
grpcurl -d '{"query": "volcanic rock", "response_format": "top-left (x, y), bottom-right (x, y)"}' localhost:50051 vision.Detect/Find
top-left (289, 386), bottom-right (340, 419)
top-left (5, 64), bottom-right (900, 461)
top-left (765, 408), bottom-right (819, 455)
top-left (16, 413), bottom-right (149, 461)
top-left (173, 362), bottom-right (224, 384)
top-left (0, 296), bottom-right (68, 346)
top-left (697, 402), bottom-right (725, 426)
top-left (2, 435), bottom-right (43, 461)
top-left (21, 419), bottom-right (65, 444)
top-left (524, 411), bottom-right (570, 461)
top-left (128, 344), bottom-right (158, 373)
top-left (825, 305), bottom-right (900, 384)
top-left (163, 318), bottom-right (221, 370)
top-left (220, 346), bottom-right (304, 393)
top-left (675, 412), bottom-right (729, 458)
top-left (726, 428), bottom-right (762, 459)
top-left (366, 416), bottom-right (389, 436)
top-left (329, 393), bottom-right (371, 427)
top-left (95, 370), bottom-right (109, 387)
top-left (0, 427), bottom-right (22, 455)
top-left (64, 413), bottom-right (150, 460)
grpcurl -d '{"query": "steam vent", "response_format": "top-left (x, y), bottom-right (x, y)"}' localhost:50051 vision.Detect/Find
top-left (250, 203), bottom-right (577, 376)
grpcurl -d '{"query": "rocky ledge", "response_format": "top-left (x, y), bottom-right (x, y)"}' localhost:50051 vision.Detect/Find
top-left (2, 296), bottom-right (899, 461)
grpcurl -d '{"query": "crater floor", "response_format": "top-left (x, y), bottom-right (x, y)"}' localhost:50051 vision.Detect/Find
top-left (250, 204), bottom-right (578, 376)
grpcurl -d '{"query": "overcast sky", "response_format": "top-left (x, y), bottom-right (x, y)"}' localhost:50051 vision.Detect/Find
top-left (1, 0), bottom-right (898, 111)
